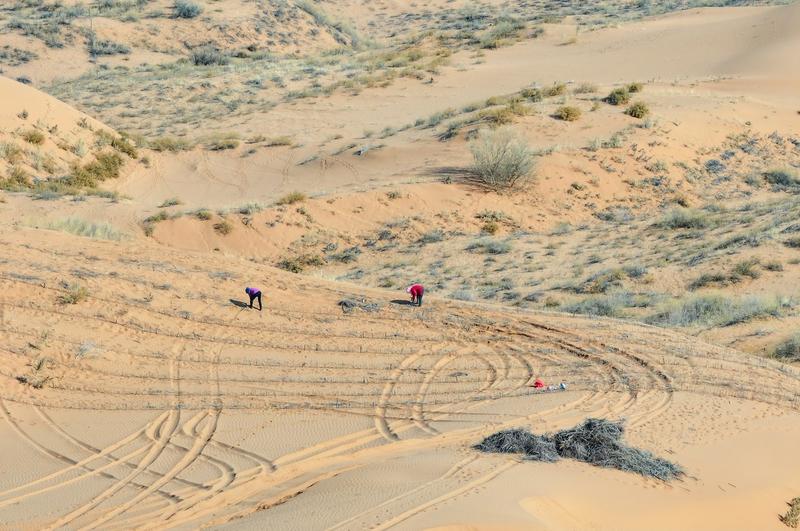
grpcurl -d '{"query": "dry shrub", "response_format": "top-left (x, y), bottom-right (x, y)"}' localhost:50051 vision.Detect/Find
top-left (469, 127), bottom-right (535, 191)
top-left (554, 105), bottom-right (581, 121)
top-left (213, 220), bottom-right (233, 235)
top-left (476, 418), bottom-right (683, 481)
top-left (277, 191), bottom-right (307, 205)
top-left (474, 428), bottom-right (559, 462)
top-left (542, 83), bottom-right (567, 97)
top-left (781, 497), bottom-right (800, 528)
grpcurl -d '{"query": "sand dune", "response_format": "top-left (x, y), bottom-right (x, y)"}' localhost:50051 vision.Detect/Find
top-left (0, 228), bottom-right (799, 529)
top-left (2, 2), bottom-right (800, 529)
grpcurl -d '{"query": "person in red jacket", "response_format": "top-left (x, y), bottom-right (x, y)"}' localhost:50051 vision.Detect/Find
top-left (406, 284), bottom-right (424, 306)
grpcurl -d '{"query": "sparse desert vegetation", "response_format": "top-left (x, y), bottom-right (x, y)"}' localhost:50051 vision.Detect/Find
top-left (1, 1), bottom-right (799, 529)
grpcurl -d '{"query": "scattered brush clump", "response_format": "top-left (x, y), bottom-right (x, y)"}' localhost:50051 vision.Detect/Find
top-left (148, 136), bottom-right (193, 152)
top-left (191, 46), bottom-right (229, 66)
top-left (657, 208), bottom-right (709, 229)
top-left (174, 0), bottom-right (203, 19)
top-left (159, 197), bottom-right (182, 208)
top-left (626, 101), bottom-right (650, 119)
top-left (205, 133), bottom-right (239, 151)
top-left (277, 191), bottom-right (307, 205)
top-left (21, 129), bottom-right (45, 145)
top-left (58, 283), bottom-right (89, 305)
top-left (764, 168), bottom-right (799, 188)
top-left (68, 152), bottom-right (125, 188)
top-left (213, 220), bottom-right (233, 235)
top-left (605, 87), bottom-right (632, 106)
top-left (278, 254), bottom-right (325, 273)
top-left (554, 105), bottom-right (581, 122)
top-left (466, 238), bottom-right (512, 254)
top-left (475, 418), bottom-right (683, 481)
top-left (773, 335), bottom-right (800, 362)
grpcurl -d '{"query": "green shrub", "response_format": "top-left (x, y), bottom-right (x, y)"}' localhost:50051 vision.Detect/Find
top-left (68, 152), bottom-right (125, 187)
top-left (648, 294), bottom-right (783, 327)
top-left (205, 134), bottom-right (239, 150)
top-left (542, 83), bottom-right (567, 97)
top-left (521, 87), bottom-right (543, 102)
top-left (563, 296), bottom-right (623, 317)
top-left (278, 254), bottom-right (325, 273)
top-left (110, 135), bottom-right (138, 158)
top-left (195, 209), bottom-right (212, 220)
top-left (88, 37), bottom-right (130, 56)
top-left (159, 197), bottom-right (182, 208)
top-left (58, 283), bottom-right (89, 305)
top-left (469, 127), bottom-right (535, 191)
top-left (732, 258), bottom-right (760, 279)
top-left (22, 129), bottom-right (45, 145)
top-left (267, 136), bottom-right (293, 147)
top-left (148, 136), bottom-right (192, 152)
top-left (658, 208), bottom-right (709, 229)
top-left (466, 238), bottom-right (512, 254)
top-left (554, 105), bottom-right (581, 121)
top-left (784, 237), bottom-right (800, 249)
top-left (605, 88), bottom-right (631, 105)
top-left (0, 141), bottom-right (24, 164)
top-left (626, 82), bottom-right (643, 93)
top-left (277, 191), bottom-right (307, 205)
top-left (689, 272), bottom-right (731, 290)
top-left (763, 168), bottom-right (799, 187)
top-left (625, 101), bottom-right (650, 119)
top-left (144, 211), bottom-right (170, 224)
top-left (573, 83), bottom-right (597, 94)
top-left (174, 0), bottom-right (202, 18)
top-left (191, 46), bottom-right (228, 66)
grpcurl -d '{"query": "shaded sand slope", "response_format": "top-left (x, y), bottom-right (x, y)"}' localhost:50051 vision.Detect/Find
top-left (0, 228), bottom-right (799, 529)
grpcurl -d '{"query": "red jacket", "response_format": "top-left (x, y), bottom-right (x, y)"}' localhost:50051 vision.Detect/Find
top-left (409, 284), bottom-right (424, 297)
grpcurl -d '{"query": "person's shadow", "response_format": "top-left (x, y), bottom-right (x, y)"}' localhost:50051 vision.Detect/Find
top-left (390, 299), bottom-right (414, 306)
top-left (230, 299), bottom-right (249, 309)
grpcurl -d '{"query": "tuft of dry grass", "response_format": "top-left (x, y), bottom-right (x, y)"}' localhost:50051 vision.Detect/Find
top-left (213, 220), bottom-right (233, 235)
top-left (277, 191), bottom-right (307, 205)
top-left (58, 283), bottom-right (89, 305)
top-left (21, 129), bottom-right (45, 145)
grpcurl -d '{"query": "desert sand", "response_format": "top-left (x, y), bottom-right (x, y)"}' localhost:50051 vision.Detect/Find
top-left (1, 1), bottom-right (799, 529)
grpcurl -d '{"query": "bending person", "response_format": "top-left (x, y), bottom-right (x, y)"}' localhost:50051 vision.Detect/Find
top-left (245, 287), bottom-right (263, 311)
top-left (406, 283), bottom-right (424, 306)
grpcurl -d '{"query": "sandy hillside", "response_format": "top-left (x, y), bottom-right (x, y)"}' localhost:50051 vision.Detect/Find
top-left (1, 228), bottom-right (799, 530)
top-left (1, 1), bottom-right (800, 530)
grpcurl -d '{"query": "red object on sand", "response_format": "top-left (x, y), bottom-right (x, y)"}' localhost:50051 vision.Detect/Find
top-left (533, 378), bottom-right (545, 388)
